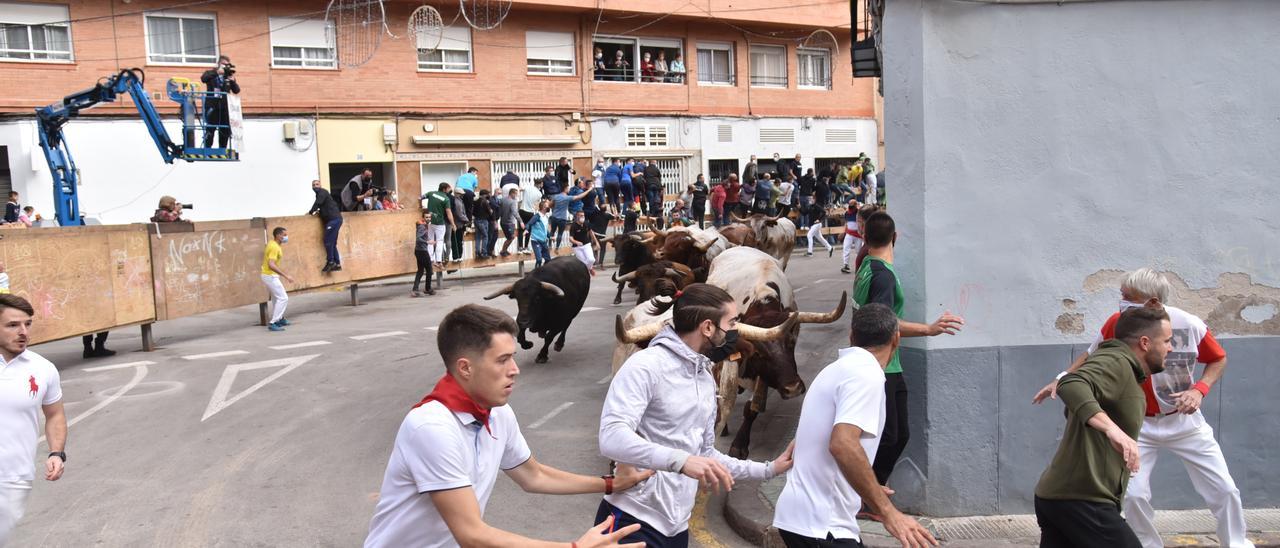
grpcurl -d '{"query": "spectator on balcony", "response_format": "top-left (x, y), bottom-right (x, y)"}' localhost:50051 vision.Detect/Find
top-left (640, 51), bottom-right (656, 82)
top-left (611, 49), bottom-right (631, 81)
top-left (593, 47), bottom-right (608, 81)
top-left (653, 51), bottom-right (668, 82)
top-left (668, 52), bottom-right (685, 83)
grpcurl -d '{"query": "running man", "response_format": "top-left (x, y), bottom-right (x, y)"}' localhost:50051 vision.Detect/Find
top-left (365, 304), bottom-right (651, 548)
top-left (1033, 269), bottom-right (1253, 548)
top-left (260, 227), bottom-right (295, 332)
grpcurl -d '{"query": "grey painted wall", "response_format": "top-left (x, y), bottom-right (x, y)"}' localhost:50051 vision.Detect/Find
top-left (890, 337), bottom-right (1278, 516)
top-left (881, 0), bottom-right (1280, 515)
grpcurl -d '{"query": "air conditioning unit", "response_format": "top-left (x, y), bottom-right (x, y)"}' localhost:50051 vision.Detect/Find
top-left (383, 123), bottom-right (397, 145)
top-left (282, 121), bottom-right (299, 141)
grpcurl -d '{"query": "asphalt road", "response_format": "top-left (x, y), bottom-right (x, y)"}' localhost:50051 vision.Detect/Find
top-left (15, 247), bottom-right (853, 547)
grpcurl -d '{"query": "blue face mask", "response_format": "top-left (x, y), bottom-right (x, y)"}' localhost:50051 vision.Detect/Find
top-left (281, 236), bottom-right (289, 244)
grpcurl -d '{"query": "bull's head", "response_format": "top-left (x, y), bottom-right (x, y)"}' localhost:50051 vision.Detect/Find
top-left (612, 232), bottom-right (656, 272)
top-left (483, 278), bottom-right (566, 330)
top-left (612, 261), bottom-right (695, 303)
top-left (738, 291), bottom-right (848, 400)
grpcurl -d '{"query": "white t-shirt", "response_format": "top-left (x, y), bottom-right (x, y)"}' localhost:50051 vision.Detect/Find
top-left (365, 401), bottom-right (531, 548)
top-left (778, 182), bottom-right (795, 205)
top-left (1089, 303), bottom-right (1210, 415)
top-left (0, 350), bottom-right (62, 482)
top-left (773, 346), bottom-right (885, 542)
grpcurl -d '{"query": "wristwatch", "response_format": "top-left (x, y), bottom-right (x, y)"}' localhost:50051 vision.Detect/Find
top-left (49, 451), bottom-right (66, 462)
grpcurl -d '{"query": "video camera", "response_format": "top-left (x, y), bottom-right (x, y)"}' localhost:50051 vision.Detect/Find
top-left (223, 63), bottom-right (236, 77)
top-left (180, 203), bottom-right (194, 210)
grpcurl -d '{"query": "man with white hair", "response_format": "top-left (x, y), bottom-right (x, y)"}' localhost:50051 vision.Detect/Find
top-left (1034, 268), bottom-right (1252, 548)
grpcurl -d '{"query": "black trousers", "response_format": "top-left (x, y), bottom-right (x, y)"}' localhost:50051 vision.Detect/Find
top-left (872, 372), bottom-right (909, 485)
top-left (412, 249), bottom-right (432, 291)
top-left (82, 331), bottom-right (108, 349)
top-left (778, 529), bottom-right (865, 548)
top-left (691, 198), bottom-right (706, 228)
top-left (594, 500), bottom-right (688, 548)
top-left (519, 210), bottom-right (534, 248)
top-left (1034, 497), bottom-right (1142, 548)
top-left (203, 102), bottom-right (230, 148)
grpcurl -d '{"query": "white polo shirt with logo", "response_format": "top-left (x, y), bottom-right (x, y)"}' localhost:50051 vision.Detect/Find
top-left (0, 350), bottom-right (62, 482)
top-left (773, 346), bottom-right (886, 542)
top-left (364, 400), bottom-right (531, 548)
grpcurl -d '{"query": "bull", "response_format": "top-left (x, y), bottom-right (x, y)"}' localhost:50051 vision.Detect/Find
top-left (611, 261), bottom-right (695, 304)
top-left (731, 213), bottom-right (798, 270)
top-left (483, 256), bottom-right (590, 364)
top-left (706, 246), bottom-right (846, 457)
top-left (610, 231), bottom-right (658, 304)
top-left (653, 226), bottom-right (725, 281)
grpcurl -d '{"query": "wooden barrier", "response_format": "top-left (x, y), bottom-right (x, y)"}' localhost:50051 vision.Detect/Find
top-left (150, 220), bottom-right (268, 321)
top-left (0, 224), bottom-right (156, 345)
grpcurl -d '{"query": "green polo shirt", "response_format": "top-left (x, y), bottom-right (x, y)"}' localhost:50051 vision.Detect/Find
top-left (853, 256), bottom-right (904, 373)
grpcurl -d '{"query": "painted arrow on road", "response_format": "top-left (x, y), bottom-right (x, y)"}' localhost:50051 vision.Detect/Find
top-left (202, 354), bottom-right (321, 422)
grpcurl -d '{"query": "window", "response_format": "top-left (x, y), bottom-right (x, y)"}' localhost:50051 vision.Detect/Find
top-left (592, 36), bottom-right (684, 84)
top-left (696, 42), bottom-right (734, 85)
top-left (798, 47), bottom-right (831, 89)
top-left (418, 25), bottom-right (471, 72)
top-left (0, 3), bottom-right (72, 61)
top-left (749, 44), bottom-right (787, 88)
top-left (626, 125), bottom-right (668, 147)
top-left (707, 159), bottom-right (739, 185)
top-left (145, 12), bottom-right (218, 65)
top-left (526, 30), bottom-right (574, 76)
top-left (269, 17), bottom-right (335, 69)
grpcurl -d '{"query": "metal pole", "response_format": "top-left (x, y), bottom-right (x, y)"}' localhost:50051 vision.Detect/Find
top-left (141, 323), bottom-right (155, 351)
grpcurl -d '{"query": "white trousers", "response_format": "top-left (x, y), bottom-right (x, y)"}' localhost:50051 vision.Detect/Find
top-left (428, 224), bottom-right (448, 263)
top-left (0, 480), bottom-right (31, 547)
top-left (261, 274), bottom-right (288, 324)
top-left (573, 244), bottom-right (595, 270)
top-left (806, 223), bottom-right (833, 253)
top-left (842, 234), bottom-right (862, 267)
top-left (1122, 411), bottom-right (1253, 548)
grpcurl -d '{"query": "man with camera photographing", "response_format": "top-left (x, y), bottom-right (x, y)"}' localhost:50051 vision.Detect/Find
top-left (201, 55), bottom-right (241, 149)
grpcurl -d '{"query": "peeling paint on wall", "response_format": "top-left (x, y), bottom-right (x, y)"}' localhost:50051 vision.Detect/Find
top-left (1054, 299), bottom-right (1085, 334)
top-left (1079, 271), bottom-right (1280, 336)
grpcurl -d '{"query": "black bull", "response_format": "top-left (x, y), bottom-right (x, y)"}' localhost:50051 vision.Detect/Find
top-left (483, 256), bottom-right (590, 363)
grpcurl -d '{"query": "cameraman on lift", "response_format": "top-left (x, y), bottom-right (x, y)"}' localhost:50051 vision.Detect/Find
top-left (201, 54), bottom-right (241, 149)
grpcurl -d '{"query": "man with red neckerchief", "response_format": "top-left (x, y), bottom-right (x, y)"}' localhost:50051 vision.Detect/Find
top-left (365, 304), bottom-right (651, 548)
top-left (1034, 268), bottom-right (1253, 548)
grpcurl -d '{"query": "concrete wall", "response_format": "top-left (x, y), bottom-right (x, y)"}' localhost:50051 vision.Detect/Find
top-left (882, 0), bottom-right (1280, 515)
top-left (1, 117), bottom-right (320, 225)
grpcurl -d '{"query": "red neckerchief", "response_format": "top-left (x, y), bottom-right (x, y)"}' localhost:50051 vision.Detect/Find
top-left (413, 374), bottom-right (495, 438)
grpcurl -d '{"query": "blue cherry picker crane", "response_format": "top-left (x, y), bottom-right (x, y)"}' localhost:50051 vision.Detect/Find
top-left (34, 67), bottom-right (239, 226)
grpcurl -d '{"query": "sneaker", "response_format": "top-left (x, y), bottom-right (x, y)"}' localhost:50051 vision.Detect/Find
top-left (411, 290), bottom-right (422, 298)
top-left (321, 262), bottom-right (333, 273)
top-left (805, 251), bottom-right (813, 256)
top-left (91, 348), bottom-right (117, 358)
top-left (268, 323), bottom-right (286, 332)
top-left (276, 318), bottom-right (291, 326)
top-left (841, 265), bottom-right (851, 274)
top-left (330, 264), bottom-right (342, 272)
top-left (425, 288), bottom-right (436, 296)
top-left (500, 251), bottom-right (511, 258)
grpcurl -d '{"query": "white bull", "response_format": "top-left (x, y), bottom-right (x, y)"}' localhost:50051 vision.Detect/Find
top-left (730, 213), bottom-right (797, 270)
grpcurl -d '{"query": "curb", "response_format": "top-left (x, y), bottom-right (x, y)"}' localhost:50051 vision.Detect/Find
top-left (723, 486), bottom-right (1280, 547)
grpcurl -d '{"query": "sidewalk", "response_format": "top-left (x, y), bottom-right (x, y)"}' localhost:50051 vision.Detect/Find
top-left (723, 414), bottom-right (1280, 547)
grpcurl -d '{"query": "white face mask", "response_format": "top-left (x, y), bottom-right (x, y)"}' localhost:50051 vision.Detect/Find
top-left (281, 236), bottom-right (289, 244)
top-left (1119, 299), bottom-right (1145, 312)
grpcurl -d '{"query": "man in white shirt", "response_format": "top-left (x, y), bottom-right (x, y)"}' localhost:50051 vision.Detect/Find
top-left (0, 295), bottom-right (67, 546)
top-left (518, 177), bottom-right (545, 255)
top-left (773, 303), bottom-right (936, 548)
top-left (598, 283), bottom-right (796, 547)
top-left (365, 304), bottom-right (650, 548)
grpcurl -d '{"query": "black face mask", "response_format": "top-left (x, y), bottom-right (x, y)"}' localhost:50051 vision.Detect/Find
top-left (704, 327), bottom-right (739, 363)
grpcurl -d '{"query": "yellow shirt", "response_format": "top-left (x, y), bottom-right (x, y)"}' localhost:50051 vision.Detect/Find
top-left (262, 240), bottom-right (283, 275)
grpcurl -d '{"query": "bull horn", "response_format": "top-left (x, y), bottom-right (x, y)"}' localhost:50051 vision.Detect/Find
top-left (693, 239), bottom-right (715, 252)
top-left (614, 271), bottom-right (638, 283)
top-left (615, 315), bottom-right (665, 344)
top-left (767, 213), bottom-right (783, 222)
top-left (639, 235), bottom-right (656, 244)
top-left (539, 281), bottom-right (566, 298)
top-left (731, 213), bottom-right (748, 223)
top-left (628, 233), bottom-right (646, 241)
top-left (483, 283), bottom-right (515, 300)
top-left (663, 268), bottom-right (683, 279)
top-left (796, 292), bottom-right (848, 324)
top-left (737, 312), bottom-right (797, 342)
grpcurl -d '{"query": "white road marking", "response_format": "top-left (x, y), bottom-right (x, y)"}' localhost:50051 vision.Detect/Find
top-left (581, 306), bottom-right (602, 312)
top-left (794, 286), bottom-right (809, 293)
top-left (528, 402), bottom-right (574, 429)
top-left (41, 362), bottom-right (148, 444)
top-left (268, 340), bottom-right (332, 350)
top-left (83, 360), bottom-right (155, 373)
top-left (425, 326), bottom-right (439, 331)
top-left (202, 354), bottom-right (321, 421)
top-left (597, 374), bottom-right (613, 385)
top-left (182, 350), bottom-right (249, 361)
top-left (350, 331), bottom-right (409, 341)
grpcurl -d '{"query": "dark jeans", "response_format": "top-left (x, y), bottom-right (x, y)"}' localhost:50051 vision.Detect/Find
top-left (323, 217), bottom-right (342, 265)
top-left (202, 102), bottom-right (230, 148)
top-left (461, 189), bottom-right (475, 219)
top-left (550, 217), bottom-right (569, 248)
top-left (777, 203), bottom-right (792, 219)
top-left (474, 221), bottom-right (491, 258)
top-left (620, 183), bottom-right (635, 206)
top-left (872, 372), bottom-right (910, 485)
top-left (594, 500), bottom-right (688, 548)
top-left (646, 188), bottom-right (663, 217)
top-left (605, 182), bottom-right (622, 211)
top-left (778, 529), bottom-right (865, 548)
top-left (518, 210), bottom-right (534, 249)
top-left (691, 199), bottom-right (706, 228)
top-left (412, 249), bottom-right (432, 292)
top-left (450, 225), bottom-right (465, 260)
top-left (1034, 497), bottom-right (1141, 548)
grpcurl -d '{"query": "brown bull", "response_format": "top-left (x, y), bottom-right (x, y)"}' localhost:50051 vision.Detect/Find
top-left (611, 261), bottom-right (695, 304)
